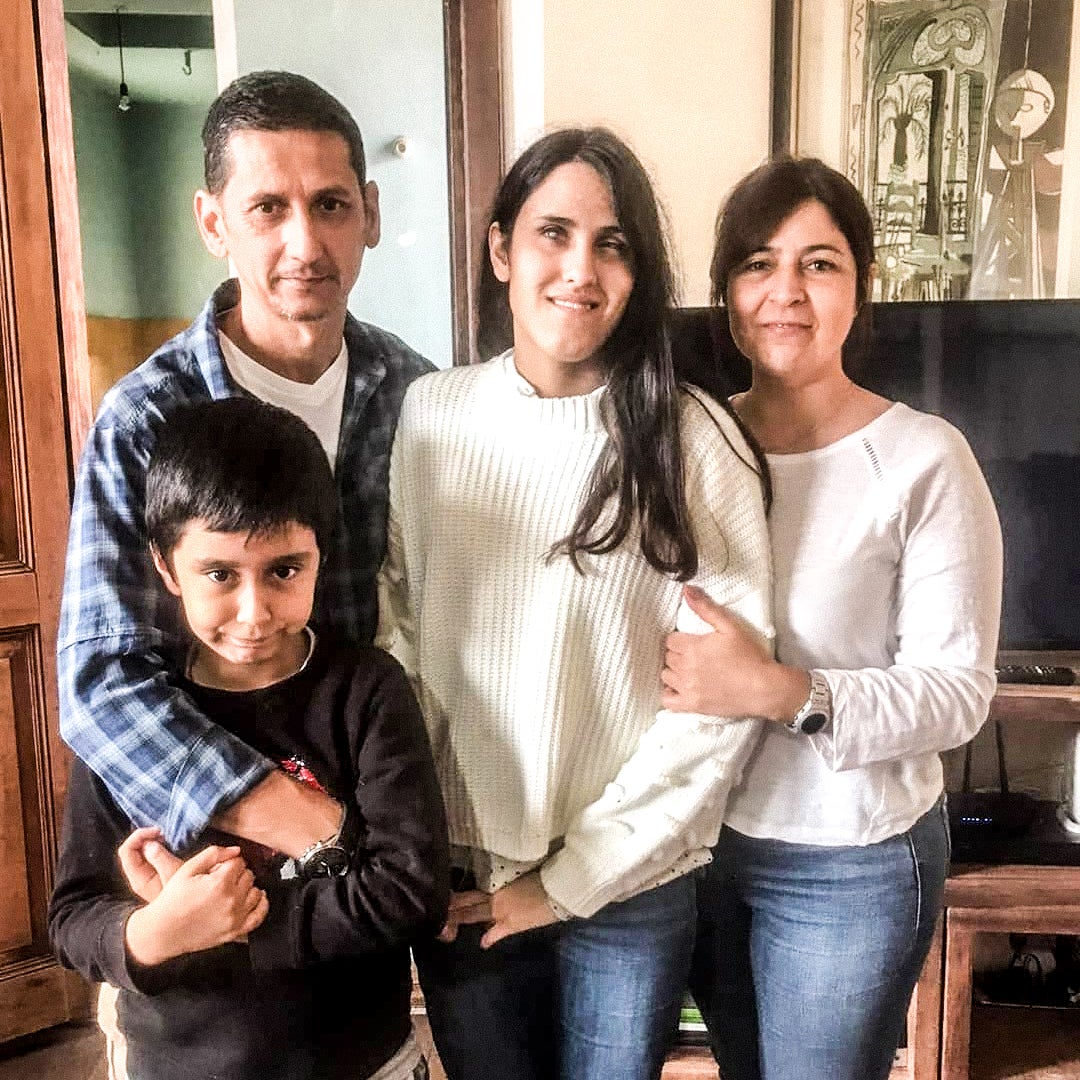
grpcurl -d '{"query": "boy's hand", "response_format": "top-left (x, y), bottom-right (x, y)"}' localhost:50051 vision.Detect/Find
top-left (124, 845), bottom-right (269, 967)
top-left (118, 827), bottom-right (182, 902)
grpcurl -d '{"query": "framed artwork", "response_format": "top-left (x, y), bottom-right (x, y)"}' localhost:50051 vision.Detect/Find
top-left (772, 0), bottom-right (1080, 300)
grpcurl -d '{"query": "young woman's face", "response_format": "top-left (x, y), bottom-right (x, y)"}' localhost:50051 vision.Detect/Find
top-left (726, 198), bottom-right (860, 388)
top-left (489, 160), bottom-right (634, 397)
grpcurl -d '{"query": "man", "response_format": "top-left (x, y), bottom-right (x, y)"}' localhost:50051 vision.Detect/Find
top-left (58, 70), bottom-right (433, 861)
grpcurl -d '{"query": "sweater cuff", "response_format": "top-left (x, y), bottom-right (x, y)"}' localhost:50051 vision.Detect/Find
top-left (545, 891), bottom-right (574, 923)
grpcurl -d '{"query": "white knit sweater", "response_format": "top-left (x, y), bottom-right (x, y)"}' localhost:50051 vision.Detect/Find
top-left (377, 352), bottom-right (773, 917)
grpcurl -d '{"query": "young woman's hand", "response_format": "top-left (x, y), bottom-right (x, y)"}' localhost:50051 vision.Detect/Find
top-left (437, 889), bottom-right (493, 942)
top-left (123, 845), bottom-right (268, 966)
top-left (661, 585), bottom-right (808, 722)
top-left (118, 827), bottom-right (182, 901)
top-left (480, 871), bottom-right (557, 949)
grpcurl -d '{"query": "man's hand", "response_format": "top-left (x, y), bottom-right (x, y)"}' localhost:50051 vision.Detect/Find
top-left (118, 827), bottom-right (182, 902)
top-left (661, 585), bottom-right (808, 721)
top-left (480, 871), bottom-right (557, 949)
top-left (123, 845), bottom-right (268, 966)
top-left (212, 770), bottom-right (342, 859)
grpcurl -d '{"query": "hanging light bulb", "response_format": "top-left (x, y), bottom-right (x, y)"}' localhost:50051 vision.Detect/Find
top-left (115, 8), bottom-right (132, 112)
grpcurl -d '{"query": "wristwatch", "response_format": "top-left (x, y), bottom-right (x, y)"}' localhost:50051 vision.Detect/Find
top-left (787, 671), bottom-right (831, 735)
top-left (295, 803), bottom-right (352, 881)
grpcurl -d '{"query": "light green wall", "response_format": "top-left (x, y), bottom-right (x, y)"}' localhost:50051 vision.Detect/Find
top-left (123, 96), bottom-right (222, 318)
top-left (67, 24), bottom-right (221, 320)
top-left (229, 0), bottom-right (453, 366)
top-left (68, 61), bottom-right (140, 317)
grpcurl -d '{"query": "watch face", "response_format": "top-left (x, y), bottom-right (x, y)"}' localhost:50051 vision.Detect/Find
top-left (799, 712), bottom-right (828, 735)
top-left (304, 846), bottom-right (350, 879)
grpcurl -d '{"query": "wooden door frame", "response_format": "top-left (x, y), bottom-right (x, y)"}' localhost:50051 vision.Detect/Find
top-left (38, 0), bottom-right (505, 463)
top-left (38, 0), bottom-right (94, 465)
top-left (0, 0), bottom-right (93, 1039)
top-left (444, 0), bottom-right (503, 364)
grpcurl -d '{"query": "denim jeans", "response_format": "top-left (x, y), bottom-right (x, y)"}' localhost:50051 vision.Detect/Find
top-left (414, 873), bottom-right (696, 1080)
top-left (690, 798), bottom-right (949, 1080)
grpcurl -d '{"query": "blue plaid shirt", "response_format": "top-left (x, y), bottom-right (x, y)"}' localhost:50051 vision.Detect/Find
top-left (58, 281), bottom-right (433, 848)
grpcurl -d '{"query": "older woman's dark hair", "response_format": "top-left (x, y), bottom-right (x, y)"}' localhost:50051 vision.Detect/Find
top-left (708, 156), bottom-right (876, 375)
top-left (710, 156), bottom-right (876, 310)
top-left (476, 127), bottom-right (702, 578)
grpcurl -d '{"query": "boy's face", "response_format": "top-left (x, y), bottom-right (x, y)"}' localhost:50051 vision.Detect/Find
top-left (152, 520), bottom-right (319, 691)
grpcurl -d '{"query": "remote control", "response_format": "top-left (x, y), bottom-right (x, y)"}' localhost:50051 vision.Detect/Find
top-left (996, 664), bottom-right (1077, 686)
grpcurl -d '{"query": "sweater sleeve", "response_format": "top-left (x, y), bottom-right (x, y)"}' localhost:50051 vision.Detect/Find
top-left (247, 655), bottom-right (450, 969)
top-left (539, 396), bottom-right (773, 917)
top-left (48, 760), bottom-right (144, 989)
top-left (811, 426), bottom-right (1003, 770)
top-left (47, 760), bottom-right (235, 996)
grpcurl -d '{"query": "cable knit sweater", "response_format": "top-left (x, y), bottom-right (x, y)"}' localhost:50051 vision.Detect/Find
top-left (377, 352), bottom-right (774, 917)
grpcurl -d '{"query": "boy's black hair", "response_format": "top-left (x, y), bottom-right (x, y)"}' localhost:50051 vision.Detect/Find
top-left (146, 398), bottom-right (337, 560)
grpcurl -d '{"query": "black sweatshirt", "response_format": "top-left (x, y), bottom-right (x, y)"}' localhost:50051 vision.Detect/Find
top-left (49, 639), bottom-right (450, 1080)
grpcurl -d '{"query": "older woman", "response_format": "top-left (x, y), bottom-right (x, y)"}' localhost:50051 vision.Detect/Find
top-left (662, 158), bottom-right (1003, 1080)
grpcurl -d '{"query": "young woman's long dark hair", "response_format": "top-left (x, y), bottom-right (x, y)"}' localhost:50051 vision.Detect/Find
top-left (475, 127), bottom-right (698, 579)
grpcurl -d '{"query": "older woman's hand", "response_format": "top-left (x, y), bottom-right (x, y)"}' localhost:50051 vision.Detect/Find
top-left (661, 585), bottom-right (809, 722)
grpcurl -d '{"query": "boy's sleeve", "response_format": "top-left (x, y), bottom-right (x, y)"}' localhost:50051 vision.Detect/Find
top-left (49, 762), bottom-right (250, 995)
top-left (247, 654), bottom-right (450, 969)
top-left (48, 760), bottom-right (143, 989)
top-left (58, 415), bottom-right (273, 850)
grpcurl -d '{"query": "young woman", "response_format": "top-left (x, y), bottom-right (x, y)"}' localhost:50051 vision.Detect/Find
top-left (377, 128), bottom-right (773, 1080)
top-left (661, 158), bottom-right (1003, 1080)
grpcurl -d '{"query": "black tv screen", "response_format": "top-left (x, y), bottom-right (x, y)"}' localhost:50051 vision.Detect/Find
top-left (672, 300), bottom-right (1080, 652)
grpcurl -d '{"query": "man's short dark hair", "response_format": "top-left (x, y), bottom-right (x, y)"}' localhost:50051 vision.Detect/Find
top-left (202, 70), bottom-right (366, 193)
top-left (146, 398), bottom-right (338, 561)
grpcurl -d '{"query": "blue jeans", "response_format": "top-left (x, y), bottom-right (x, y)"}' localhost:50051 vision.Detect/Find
top-left (690, 798), bottom-right (950, 1080)
top-left (414, 873), bottom-right (696, 1080)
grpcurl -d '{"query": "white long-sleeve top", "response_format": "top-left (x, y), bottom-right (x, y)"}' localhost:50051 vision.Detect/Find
top-left (725, 402), bottom-right (1003, 846)
top-left (377, 352), bottom-right (773, 917)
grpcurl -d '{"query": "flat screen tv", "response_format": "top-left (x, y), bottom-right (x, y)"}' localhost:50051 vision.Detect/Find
top-left (672, 300), bottom-right (1080, 654)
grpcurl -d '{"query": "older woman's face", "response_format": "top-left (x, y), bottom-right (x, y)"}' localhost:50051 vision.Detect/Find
top-left (726, 199), bottom-right (859, 388)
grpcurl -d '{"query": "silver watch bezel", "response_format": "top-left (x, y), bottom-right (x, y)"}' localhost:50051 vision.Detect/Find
top-left (787, 671), bottom-right (831, 735)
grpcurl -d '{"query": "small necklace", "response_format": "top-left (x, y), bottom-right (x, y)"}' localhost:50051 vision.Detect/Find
top-left (186, 626), bottom-right (317, 687)
top-left (747, 382), bottom-right (866, 454)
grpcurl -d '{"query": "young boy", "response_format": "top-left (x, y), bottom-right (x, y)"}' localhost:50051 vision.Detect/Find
top-left (49, 398), bottom-right (449, 1080)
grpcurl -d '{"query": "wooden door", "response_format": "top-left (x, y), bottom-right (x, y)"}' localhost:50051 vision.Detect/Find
top-left (0, 1), bottom-right (90, 1040)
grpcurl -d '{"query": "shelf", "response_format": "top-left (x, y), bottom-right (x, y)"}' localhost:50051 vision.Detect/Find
top-left (993, 653), bottom-right (1080, 719)
top-left (659, 1044), bottom-right (912, 1078)
top-left (969, 1001), bottom-right (1080, 1077)
top-left (992, 685), bottom-right (1080, 723)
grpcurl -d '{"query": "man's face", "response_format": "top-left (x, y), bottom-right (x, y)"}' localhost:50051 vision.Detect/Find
top-left (195, 128), bottom-right (379, 332)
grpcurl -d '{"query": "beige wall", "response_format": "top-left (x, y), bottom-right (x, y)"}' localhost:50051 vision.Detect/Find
top-left (534, 0), bottom-right (773, 305)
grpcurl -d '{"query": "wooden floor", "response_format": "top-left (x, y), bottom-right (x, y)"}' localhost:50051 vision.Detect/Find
top-left (3, 1006), bottom-right (1078, 1079)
